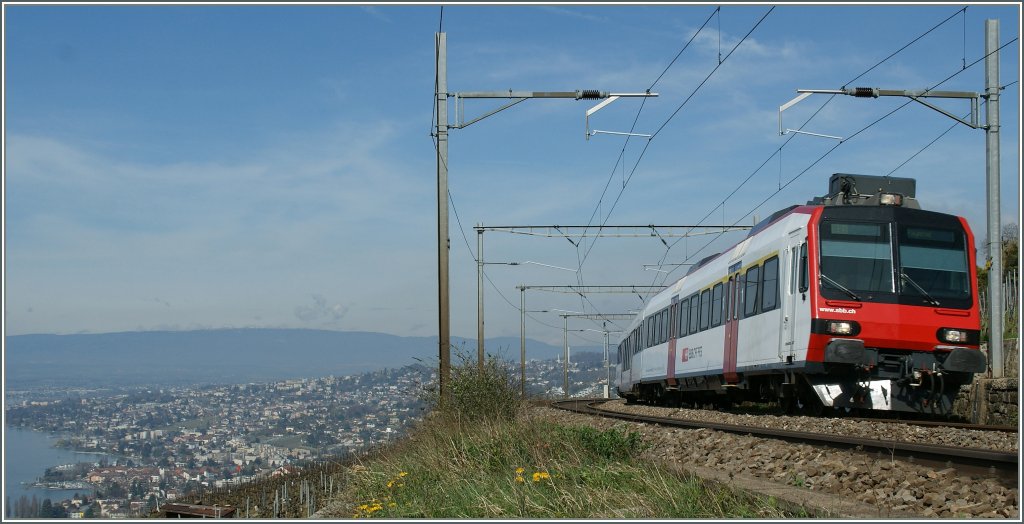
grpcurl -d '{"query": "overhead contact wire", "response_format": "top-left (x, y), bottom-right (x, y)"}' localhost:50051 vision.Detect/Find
top-left (644, 8), bottom-right (991, 292)
top-left (654, 37), bottom-right (1018, 286)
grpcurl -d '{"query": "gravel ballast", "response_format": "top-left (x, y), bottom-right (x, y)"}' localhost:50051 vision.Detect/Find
top-left (533, 403), bottom-right (1019, 519)
top-left (599, 400), bottom-right (1019, 453)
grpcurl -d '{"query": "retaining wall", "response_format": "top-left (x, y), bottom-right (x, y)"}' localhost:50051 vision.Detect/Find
top-left (951, 338), bottom-right (1019, 425)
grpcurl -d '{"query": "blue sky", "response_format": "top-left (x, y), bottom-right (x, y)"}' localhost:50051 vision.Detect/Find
top-left (3, 3), bottom-right (1020, 349)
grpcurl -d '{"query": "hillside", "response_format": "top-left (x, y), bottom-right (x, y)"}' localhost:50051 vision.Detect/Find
top-left (4, 329), bottom-right (599, 388)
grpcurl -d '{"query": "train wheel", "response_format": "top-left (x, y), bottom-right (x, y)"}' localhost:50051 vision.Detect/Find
top-left (787, 381), bottom-right (823, 416)
top-left (781, 394), bottom-right (798, 415)
top-left (796, 393), bottom-right (824, 416)
top-left (667, 392), bottom-right (682, 408)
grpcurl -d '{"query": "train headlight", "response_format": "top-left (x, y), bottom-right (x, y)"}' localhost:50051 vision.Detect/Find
top-left (879, 193), bottom-right (903, 206)
top-left (827, 321), bottom-right (856, 335)
top-left (939, 328), bottom-right (969, 343)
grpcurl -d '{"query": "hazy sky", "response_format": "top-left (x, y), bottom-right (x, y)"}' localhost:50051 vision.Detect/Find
top-left (4, 3), bottom-right (1021, 347)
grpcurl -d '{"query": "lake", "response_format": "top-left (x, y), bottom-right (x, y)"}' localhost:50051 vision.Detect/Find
top-left (3, 427), bottom-right (114, 507)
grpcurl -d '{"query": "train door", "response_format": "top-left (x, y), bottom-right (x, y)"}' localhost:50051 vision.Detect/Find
top-left (723, 262), bottom-right (742, 383)
top-left (781, 231), bottom-right (802, 359)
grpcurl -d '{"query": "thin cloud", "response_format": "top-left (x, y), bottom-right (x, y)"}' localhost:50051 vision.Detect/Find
top-left (360, 6), bottom-right (392, 23)
top-left (294, 294), bottom-right (349, 325)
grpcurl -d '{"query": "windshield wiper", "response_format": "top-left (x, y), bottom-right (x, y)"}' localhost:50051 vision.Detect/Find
top-left (819, 273), bottom-right (861, 301)
top-left (900, 272), bottom-right (940, 306)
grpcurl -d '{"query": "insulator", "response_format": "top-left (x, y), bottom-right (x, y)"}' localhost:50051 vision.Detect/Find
top-left (852, 87), bottom-right (878, 98)
top-left (578, 89), bottom-right (602, 99)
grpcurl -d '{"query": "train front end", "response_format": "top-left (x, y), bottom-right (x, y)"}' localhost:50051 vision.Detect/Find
top-left (803, 175), bottom-right (985, 415)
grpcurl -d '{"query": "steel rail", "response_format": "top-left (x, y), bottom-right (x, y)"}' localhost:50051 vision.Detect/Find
top-left (841, 416), bottom-right (1017, 433)
top-left (550, 399), bottom-right (1017, 477)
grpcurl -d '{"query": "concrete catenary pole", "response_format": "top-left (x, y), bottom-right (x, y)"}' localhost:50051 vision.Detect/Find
top-left (520, 285), bottom-right (526, 396)
top-left (563, 315), bottom-right (569, 399)
top-left (435, 32), bottom-right (451, 396)
top-left (477, 226), bottom-right (484, 369)
top-left (985, 19), bottom-right (1003, 378)
top-left (603, 326), bottom-right (611, 399)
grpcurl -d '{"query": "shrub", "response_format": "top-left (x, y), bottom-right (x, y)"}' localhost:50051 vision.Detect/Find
top-left (425, 347), bottom-right (523, 424)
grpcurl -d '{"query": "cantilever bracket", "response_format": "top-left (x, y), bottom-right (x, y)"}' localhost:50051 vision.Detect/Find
top-left (452, 94), bottom-right (528, 129)
top-left (907, 94), bottom-right (983, 130)
top-left (778, 91), bottom-right (845, 141)
top-left (585, 92), bottom-right (658, 141)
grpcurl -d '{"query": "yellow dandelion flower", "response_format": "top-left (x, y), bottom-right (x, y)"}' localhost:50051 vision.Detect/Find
top-left (532, 471), bottom-right (551, 482)
top-left (388, 502), bottom-right (397, 508)
top-left (515, 476), bottom-right (525, 483)
top-left (386, 480), bottom-right (394, 488)
top-left (515, 467), bottom-right (525, 474)
top-left (398, 471), bottom-right (408, 477)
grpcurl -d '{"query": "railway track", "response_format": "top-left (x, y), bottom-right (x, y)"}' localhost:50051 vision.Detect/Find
top-left (840, 416), bottom-right (1017, 433)
top-left (550, 398), bottom-right (1018, 478)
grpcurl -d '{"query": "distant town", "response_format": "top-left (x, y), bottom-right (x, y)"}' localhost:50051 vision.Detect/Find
top-left (4, 353), bottom-right (608, 518)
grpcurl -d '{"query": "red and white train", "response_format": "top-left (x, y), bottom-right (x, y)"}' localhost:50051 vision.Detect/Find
top-left (615, 174), bottom-right (987, 415)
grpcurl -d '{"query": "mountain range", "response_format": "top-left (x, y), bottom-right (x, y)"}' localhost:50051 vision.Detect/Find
top-left (4, 329), bottom-right (603, 388)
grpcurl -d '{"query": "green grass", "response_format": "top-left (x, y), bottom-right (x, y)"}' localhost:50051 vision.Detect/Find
top-left (327, 351), bottom-right (807, 519)
top-left (337, 414), bottom-right (804, 518)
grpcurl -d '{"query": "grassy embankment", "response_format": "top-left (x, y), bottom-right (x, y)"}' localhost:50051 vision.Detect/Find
top-left (330, 354), bottom-right (806, 519)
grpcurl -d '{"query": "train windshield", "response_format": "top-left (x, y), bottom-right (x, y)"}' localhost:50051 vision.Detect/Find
top-left (818, 217), bottom-right (972, 307)
top-left (819, 221), bottom-right (894, 299)
top-left (897, 225), bottom-right (970, 303)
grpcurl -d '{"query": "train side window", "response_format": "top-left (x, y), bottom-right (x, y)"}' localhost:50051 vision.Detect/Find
top-left (647, 315), bottom-right (655, 347)
top-left (725, 277), bottom-right (733, 320)
top-left (650, 315), bottom-right (656, 346)
top-left (688, 293), bottom-right (700, 334)
top-left (724, 279), bottom-right (733, 321)
top-left (699, 289), bottom-right (711, 331)
top-left (641, 320), bottom-right (646, 349)
top-left (798, 242), bottom-right (809, 293)
top-left (669, 304), bottom-right (677, 339)
top-left (744, 265), bottom-right (760, 317)
top-left (730, 278), bottom-right (738, 320)
top-left (651, 311), bottom-right (659, 343)
top-left (653, 313), bottom-right (660, 346)
top-left (762, 256), bottom-right (779, 311)
top-left (710, 283), bottom-right (724, 327)
top-left (659, 309), bottom-right (667, 344)
top-left (679, 298), bottom-right (689, 337)
top-left (663, 307), bottom-right (671, 343)
top-left (736, 274), bottom-right (744, 319)
top-left (663, 308), bottom-right (670, 343)
top-left (790, 247), bottom-right (798, 295)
